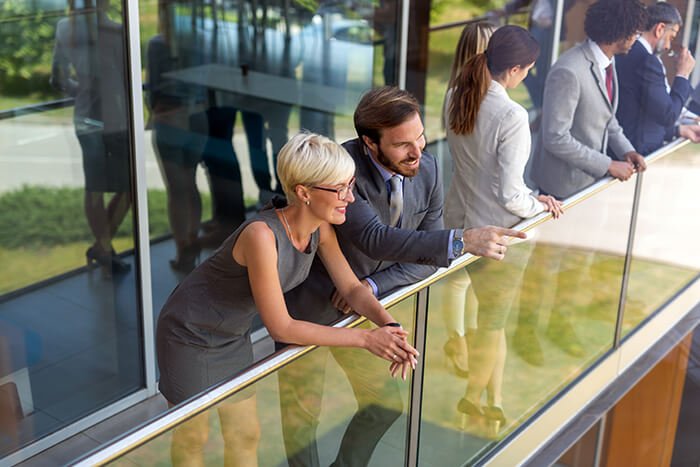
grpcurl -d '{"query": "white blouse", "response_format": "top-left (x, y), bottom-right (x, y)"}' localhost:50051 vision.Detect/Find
top-left (443, 80), bottom-right (544, 230)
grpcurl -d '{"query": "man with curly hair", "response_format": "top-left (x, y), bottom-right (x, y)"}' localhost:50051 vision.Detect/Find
top-left (532, 0), bottom-right (648, 198)
top-left (519, 0), bottom-right (649, 361)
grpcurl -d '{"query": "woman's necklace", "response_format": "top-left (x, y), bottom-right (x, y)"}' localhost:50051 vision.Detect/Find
top-left (280, 208), bottom-right (293, 240)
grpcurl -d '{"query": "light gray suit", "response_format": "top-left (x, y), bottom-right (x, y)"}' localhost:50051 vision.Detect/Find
top-left (278, 138), bottom-right (452, 467)
top-left (532, 40), bottom-right (635, 198)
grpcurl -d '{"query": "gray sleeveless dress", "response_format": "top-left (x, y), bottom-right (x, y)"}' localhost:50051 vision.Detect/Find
top-left (156, 207), bottom-right (320, 404)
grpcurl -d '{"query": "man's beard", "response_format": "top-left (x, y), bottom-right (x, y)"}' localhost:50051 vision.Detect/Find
top-left (375, 145), bottom-right (420, 178)
top-left (654, 37), bottom-right (669, 56)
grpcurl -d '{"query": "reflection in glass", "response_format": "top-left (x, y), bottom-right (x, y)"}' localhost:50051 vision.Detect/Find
top-left (51, 0), bottom-right (132, 277)
top-left (0, 0), bottom-right (142, 459)
top-left (419, 179), bottom-right (633, 465)
top-left (623, 147), bottom-right (700, 336)
top-left (139, 0), bottom-right (388, 322)
top-left (112, 298), bottom-right (414, 466)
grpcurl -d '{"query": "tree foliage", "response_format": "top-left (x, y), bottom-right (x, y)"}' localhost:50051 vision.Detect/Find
top-left (0, 0), bottom-right (62, 96)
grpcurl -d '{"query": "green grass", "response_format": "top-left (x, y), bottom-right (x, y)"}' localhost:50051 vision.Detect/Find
top-left (0, 186), bottom-right (207, 294)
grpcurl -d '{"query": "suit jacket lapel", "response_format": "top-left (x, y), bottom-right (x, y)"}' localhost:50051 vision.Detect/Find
top-left (358, 148), bottom-right (392, 223)
top-left (582, 42), bottom-right (613, 110)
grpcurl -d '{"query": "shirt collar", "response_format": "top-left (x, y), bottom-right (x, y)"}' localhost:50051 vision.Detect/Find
top-left (637, 36), bottom-right (653, 55)
top-left (588, 38), bottom-right (614, 73)
top-left (366, 145), bottom-right (404, 183)
top-left (490, 79), bottom-right (508, 96)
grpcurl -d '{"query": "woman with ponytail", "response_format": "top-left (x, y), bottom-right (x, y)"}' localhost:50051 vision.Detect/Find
top-left (443, 25), bottom-right (563, 431)
top-left (439, 21), bottom-right (495, 382)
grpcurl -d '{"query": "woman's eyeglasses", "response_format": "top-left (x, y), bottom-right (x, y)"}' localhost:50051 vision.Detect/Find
top-left (312, 177), bottom-right (356, 201)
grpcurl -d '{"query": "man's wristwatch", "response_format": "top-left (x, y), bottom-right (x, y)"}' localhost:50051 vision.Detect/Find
top-left (452, 229), bottom-right (465, 257)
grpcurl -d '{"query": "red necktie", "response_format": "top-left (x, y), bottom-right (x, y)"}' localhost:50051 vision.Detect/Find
top-left (605, 64), bottom-right (614, 103)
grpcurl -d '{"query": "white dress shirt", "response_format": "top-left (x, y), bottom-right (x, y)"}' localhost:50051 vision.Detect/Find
top-left (588, 38), bottom-right (614, 84)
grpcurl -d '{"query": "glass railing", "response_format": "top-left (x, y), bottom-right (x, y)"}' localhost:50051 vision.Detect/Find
top-left (72, 138), bottom-right (700, 466)
top-left (418, 173), bottom-right (636, 464)
top-left (620, 143), bottom-right (700, 338)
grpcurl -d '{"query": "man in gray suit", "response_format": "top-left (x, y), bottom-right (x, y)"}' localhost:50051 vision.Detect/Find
top-left (532, 0), bottom-right (648, 199)
top-left (278, 86), bottom-right (524, 467)
top-left (517, 0), bottom-right (648, 364)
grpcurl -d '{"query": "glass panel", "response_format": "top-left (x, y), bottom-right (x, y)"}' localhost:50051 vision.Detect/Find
top-left (109, 297), bottom-right (415, 466)
top-left (622, 146), bottom-right (700, 337)
top-left (418, 179), bottom-right (635, 465)
top-left (0, 0), bottom-right (143, 459)
top-left (137, 0), bottom-right (391, 331)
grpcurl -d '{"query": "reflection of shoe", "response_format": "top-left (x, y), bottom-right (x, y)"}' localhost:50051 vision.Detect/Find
top-left (483, 405), bottom-right (507, 437)
top-left (109, 248), bottom-right (131, 274)
top-left (169, 243), bottom-right (201, 274)
top-left (200, 219), bottom-right (218, 234)
top-left (483, 405), bottom-right (506, 425)
top-left (444, 334), bottom-right (469, 378)
top-left (513, 326), bottom-right (544, 367)
top-left (86, 245), bottom-right (131, 278)
top-left (457, 398), bottom-right (484, 417)
top-left (546, 321), bottom-right (585, 358)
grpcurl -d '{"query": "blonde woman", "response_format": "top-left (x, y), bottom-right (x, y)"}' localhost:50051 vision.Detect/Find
top-left (156, 132), bottom-right (418, 465)
top-left (441, 21), bottom-right (496, 379)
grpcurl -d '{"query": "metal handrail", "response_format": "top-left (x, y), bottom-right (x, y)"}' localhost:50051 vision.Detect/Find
top-left (0, 98), bottom-right (74, 121)
top-left (71, 136), bottom-right (691, 466)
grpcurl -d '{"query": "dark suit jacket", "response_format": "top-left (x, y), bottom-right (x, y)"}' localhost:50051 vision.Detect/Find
top-left (283, 138), bottom-right (452, 326)
top-left (616, 40), bottom-right (691, 155)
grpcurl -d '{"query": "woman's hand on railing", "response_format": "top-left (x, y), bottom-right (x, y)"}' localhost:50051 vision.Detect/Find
top-left (364, 326), bottom-right (418, 369)
top-left (537, 194), bottom-right (564, 219)
top-left (389, 359), bottom-right (415, 380)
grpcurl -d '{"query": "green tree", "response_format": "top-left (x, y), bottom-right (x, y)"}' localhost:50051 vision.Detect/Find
top-left (0, 0), bottom-right (63, 97)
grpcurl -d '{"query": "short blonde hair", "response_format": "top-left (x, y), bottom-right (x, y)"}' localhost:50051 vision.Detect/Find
top-left (277, 132), bottom-right (356, 204)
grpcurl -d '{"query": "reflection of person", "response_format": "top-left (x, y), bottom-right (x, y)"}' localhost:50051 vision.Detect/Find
top-left (278, 87), bottom-right (525, 466)
top-left (616, 2), bottom-right (700, 155)
top-left (522, 0), bottom-right (647, 361)
top-left (51, 0), bottom-right (132, 277)
top-left (444, 25), bottom-right (562, 430)
top-left (440, 21), bottom-right (496, 379)
top-left (531, 0), bottom-right (648, 199)
top-left (156, 132), bottom-right (418, 465)
top-left (146, 1), bottom-right (206, 273)
top-left (496, 0), bottom-right (556, 120)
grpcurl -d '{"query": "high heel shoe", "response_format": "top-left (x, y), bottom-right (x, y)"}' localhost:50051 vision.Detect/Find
top-left (86, 245), bottom-right (131, 277)
top-left (109, 248), bottom-right (131, 274)
top-left (169, 242), bottom-right (201, 273)
top-left (444, 334), bottom-right (469, 378)
top-left (457, 398), bottom-right (484, 417)
top-left (483, 405), bottom-right (507, 436)
top-left (457, 397), bottom-right (484, 430)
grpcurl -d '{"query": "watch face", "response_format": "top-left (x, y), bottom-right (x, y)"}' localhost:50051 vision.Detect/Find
top-left (453, 239), bottom-right (464, 255)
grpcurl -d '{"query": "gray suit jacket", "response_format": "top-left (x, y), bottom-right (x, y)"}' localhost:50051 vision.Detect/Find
top-left (283, 138), bottom-right (452, 326)
top-left (532, 40), bottom-right (635, 198)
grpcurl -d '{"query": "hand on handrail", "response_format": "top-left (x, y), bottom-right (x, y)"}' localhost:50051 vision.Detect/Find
top-left (537, 194), bottom-right (564, 219)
